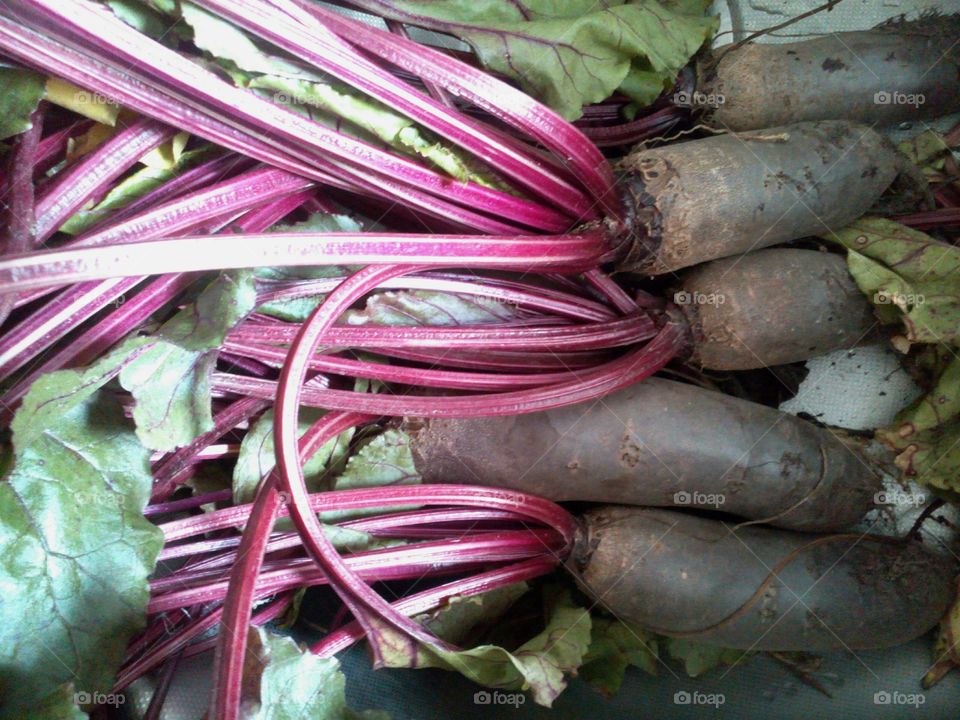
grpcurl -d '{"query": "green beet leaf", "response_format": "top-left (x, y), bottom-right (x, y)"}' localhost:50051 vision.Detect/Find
top-left (59, 147), bottom-right (211, 235)
top-left (332, 429), bottom-right (419, 492)
top-left (581, 618), bottom-right (658, 696)
top-left (0, 67), bottom-right (45, 141)
top-left (664, 638), bottom-right (750, 677)
top-left (0, 388), bottom-right (161, 717)
top-left (822, 217), bottom-right (960, 347)
top-left (315, 429), bottom-right (420, 523)
top-left (823, 217), bottom-right (960, 492)
top-left (17, 684), bottom-right (87, 720)
top-left (343, 289), bottom-right (522, 327)
top-left (107, 0), bottom-right (172, 38)
top-left (254, 213), bottom-right (360, 322)
top-left (241, 627), bottom-right (388, 719)
top-left (350, 0), bottom-right (716, 118)
top-left (368, 584), bottom-right (591, 707)
top-left (118, 270), bottom-right (258, 451)
top-left (14, 271), bottom-right (256, 454)
top-left (232, 408), bottom-right (354, 504)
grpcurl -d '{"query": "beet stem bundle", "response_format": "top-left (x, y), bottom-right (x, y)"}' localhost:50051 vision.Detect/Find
top-left (1, 4), bottom-right (958, 717)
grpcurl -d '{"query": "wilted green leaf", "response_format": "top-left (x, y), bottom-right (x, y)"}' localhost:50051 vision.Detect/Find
top-left (371, 585), bottom-right (591, 707)
top-left (924, 590), bottom-right (960, 688)
top-left (349, 0), bottom-right (715, 118)
top-left (64, 122), bottom-right (116, 163)
top-left (118, 270), bottom-right (257, 451)
top-left (581, 618), bottom-right (658, 696)
top-left (21, 685), bottom-right (87, 720)
top-left (879, 350), bottom-right (960, 491)
top-left (333, 429), bottom-right (419, 491)
top-left (885, 356), bottom-right (960, 439)
top-left (241, 627), bottom-right (389, 720)
top-left (824, 217), bottom-right (960, 492)
top-left (251, 75), bottom-right (496, 185)
top-left (160, 2), bottom-right (495, 183)
top-left (59, 147), bottom-right (210, 235)
top-left (823, 217), bottom-right (960, 346)
top-left (233, 408), bottom-right (354, 504)
top-left (898, 129), bottom-right (951, 172)
top-left (179, 1), bottom-right (304, 76)
top-left (107, 0), bottom-right (172, 38)
top-left (664, 638), bottom-right (750, 677)
top-left (139, 130), bottom-right (190, 169)
top-left (344, 289), bottom-right (522, 327)
top-left (880, 418), bottom-right (960, 493)
top-left (0, 67), bottom-right (45, 141)
top-left (0, 389), bottom-right (161, 716)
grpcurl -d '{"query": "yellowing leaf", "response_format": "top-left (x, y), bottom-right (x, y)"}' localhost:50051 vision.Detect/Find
top-left (45, 77), bottom-right (120, 125)
top-left (65, 122), bottom-right (117, 162)
top-left (822, 217), bottom-right (960, 347)
top-left (139, 130), bottom-right (190, 169)
top-left (370, 585), bottom-right (591, 707)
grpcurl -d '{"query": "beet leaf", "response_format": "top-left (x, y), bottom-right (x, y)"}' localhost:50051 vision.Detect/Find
top-left (0, 66), bottom-right (44, 140)
top-left (342, 0), bottom-right (716, 118)
top-left (366, 584), bottom-right (590, 707)
top-left (0, 385), bottom-right (161, 716)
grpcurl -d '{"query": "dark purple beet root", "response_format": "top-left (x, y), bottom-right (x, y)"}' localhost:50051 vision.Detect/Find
top-left (616, 121), bottom-right (901, 274)
top-left (571, 506), bottom-right (956, 651)
top-left (403, 377), bottom-right (879, 532)
top-left (696, 15), bottom-right (960, 131)
top-left (677, 248), bottom-right (877, 371)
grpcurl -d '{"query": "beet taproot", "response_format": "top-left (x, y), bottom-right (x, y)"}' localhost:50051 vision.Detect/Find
top-left (404, 376), bottom-right (879, 532)
top-left (571, 507), bottom-right (955, 651)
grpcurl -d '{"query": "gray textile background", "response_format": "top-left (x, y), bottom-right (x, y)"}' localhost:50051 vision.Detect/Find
top-left (125, 1), bottom-right (960, 717)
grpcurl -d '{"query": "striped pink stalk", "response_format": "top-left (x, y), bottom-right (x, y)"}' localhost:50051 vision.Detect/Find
top-left (33, 117), bottom-right (175, 244)
top-left (0, 230), bottom-right (609, 292)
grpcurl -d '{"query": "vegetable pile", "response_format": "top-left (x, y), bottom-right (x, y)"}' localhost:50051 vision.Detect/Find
top-left (0, 2), bottom-right (959, 719)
